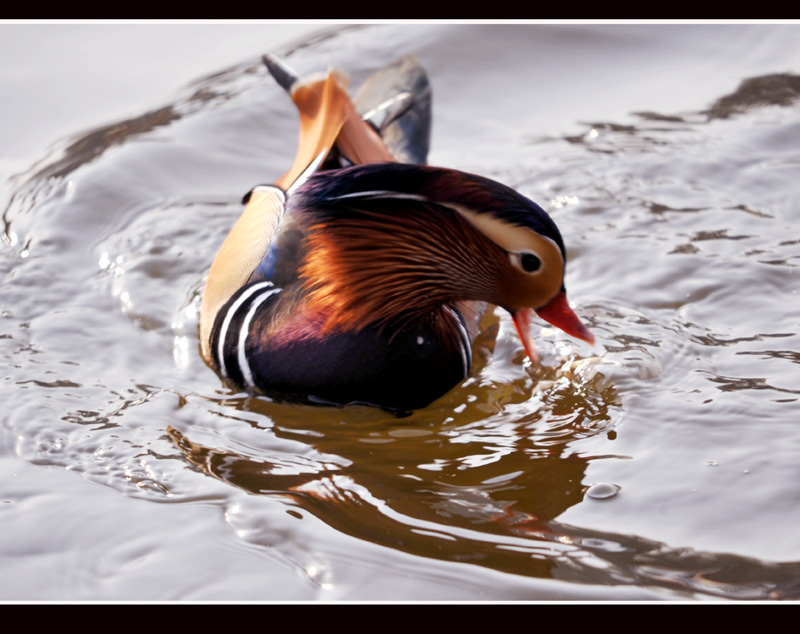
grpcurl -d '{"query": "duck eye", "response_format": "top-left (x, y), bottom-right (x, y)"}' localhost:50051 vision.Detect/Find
top-left (519, 252), bottom-right (541, 273)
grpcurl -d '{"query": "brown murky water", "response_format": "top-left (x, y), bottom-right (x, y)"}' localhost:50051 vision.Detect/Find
top-left (2, 24), bottom-right (800, 601)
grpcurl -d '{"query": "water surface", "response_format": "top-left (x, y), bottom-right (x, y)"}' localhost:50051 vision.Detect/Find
top-left (2, 23), bottom-right (800, 601)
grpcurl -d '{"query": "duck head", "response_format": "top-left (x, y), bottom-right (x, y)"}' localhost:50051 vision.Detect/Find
top-left (293, 162), bottom-right (594, 361)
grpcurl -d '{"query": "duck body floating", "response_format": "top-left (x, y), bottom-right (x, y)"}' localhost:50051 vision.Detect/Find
top-left (199, 55), bottom-right (593, 411)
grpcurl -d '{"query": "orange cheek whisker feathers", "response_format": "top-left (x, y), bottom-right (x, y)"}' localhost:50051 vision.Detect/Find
top-left (297, 209), bottom-right (508, 334)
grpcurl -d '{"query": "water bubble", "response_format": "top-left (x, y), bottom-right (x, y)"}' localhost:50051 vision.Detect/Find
top-left (585, 482), bottom-right (620, 500)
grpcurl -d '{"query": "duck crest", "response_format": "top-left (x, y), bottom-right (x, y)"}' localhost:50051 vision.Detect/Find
top-left (199, 54), bottom-right (593, 410)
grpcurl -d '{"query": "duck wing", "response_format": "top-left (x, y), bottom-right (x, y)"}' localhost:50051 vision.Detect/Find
top-left (353, 54), bottom-right (432, 165)
top-left (200, 55), bottom-right (425, 362)
top-left (265, 55), bottom-right (395, 191)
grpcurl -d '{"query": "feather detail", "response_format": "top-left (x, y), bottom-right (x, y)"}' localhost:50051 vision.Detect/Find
top-left (200, 186), bottom-right (285, 362)
top-left (298, 200), bottom-right (508, 334)
top-left (275, 71), bottom-right (394, 191)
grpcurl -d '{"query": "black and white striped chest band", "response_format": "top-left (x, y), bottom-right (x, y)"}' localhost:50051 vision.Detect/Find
top-left (214, 282), bottom-right (282, 387)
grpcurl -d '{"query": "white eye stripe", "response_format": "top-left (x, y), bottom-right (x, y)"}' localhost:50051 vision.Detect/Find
top-left (449, 203), bottom-right (562, 260)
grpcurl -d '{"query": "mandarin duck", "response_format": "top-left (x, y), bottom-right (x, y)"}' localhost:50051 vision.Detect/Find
top-left (198, 54), bottom-right (593, 411)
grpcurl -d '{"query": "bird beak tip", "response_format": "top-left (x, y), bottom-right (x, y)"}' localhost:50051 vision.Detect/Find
top-left (533, 291), bottom-right (595, 346)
